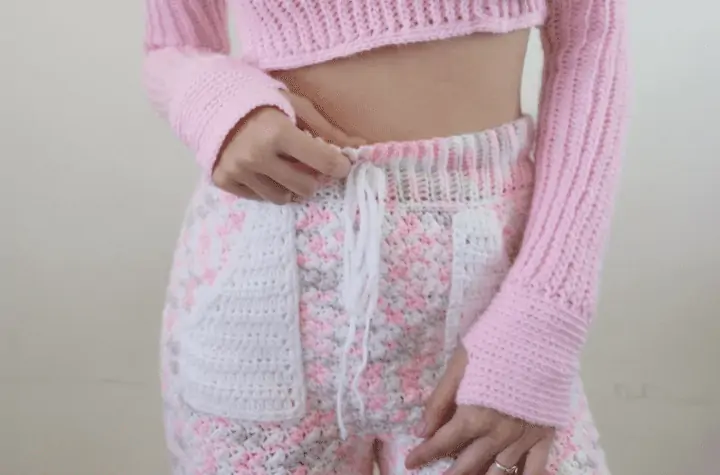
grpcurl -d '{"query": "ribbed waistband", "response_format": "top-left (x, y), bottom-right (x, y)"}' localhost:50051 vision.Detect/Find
top-left (337, 114), bottom-right (535, 203)
top-left (332, 116), bottom-right (535, 439)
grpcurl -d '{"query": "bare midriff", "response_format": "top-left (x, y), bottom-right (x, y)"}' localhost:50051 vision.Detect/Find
top-left (271, 30), bottom-right (531, 143)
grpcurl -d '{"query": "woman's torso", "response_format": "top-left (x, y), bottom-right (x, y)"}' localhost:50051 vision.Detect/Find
top-left (271, 30), bottom-right (531, 143)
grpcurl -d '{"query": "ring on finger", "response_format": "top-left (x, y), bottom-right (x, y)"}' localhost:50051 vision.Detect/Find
top-left (493, 460), bottom-right (518, 474)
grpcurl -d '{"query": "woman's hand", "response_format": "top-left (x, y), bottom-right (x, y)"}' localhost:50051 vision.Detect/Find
top-left (405, 346), bottom-right (554, 475)
top-left (283, 91), bottom-right (367, 148)
top-left (212, 91), bottom-right (365, 204)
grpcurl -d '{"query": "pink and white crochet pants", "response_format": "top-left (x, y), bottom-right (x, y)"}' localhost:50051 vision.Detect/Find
top-left (160, 117), bottom-right (609, 475)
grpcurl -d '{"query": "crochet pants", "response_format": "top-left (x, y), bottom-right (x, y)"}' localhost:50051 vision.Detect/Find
top-left (160, 117), bottom-right (609, 475)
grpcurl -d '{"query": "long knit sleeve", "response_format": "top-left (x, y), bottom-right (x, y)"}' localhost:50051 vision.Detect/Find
top-left (456, 0), bottom-right (630, 427)
top-left (143, 0), bottom-right (295, 173)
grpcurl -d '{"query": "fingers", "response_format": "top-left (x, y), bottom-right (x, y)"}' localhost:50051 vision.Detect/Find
top-left (444, 419), bottom-right (524, 475)
top-left (403, 345), bottom-right (552, 475)
top-left (417, 346), bottom-right (468, 438)
top-left (256, 156), bottom-right (319, 199)
top-left (211, 170), bottom-right (261, 200)
top-left (213, 164), bottom-right (291, 204)
top-left (242, 174), bottom-right (292, 205)
top-left (277, 124), bottom-right (351, 179)
top-left (213, 93), bottom-right (365, 205)
top-left (217, 181), bottom-right (261, 200)
top-left (446, 437), bottom-right (499, 475)
top-left (485, 427), bottom-right (545, 475)
top-left (286, 93), bottom-right (367, 148)
top-left (406, 416), bottom-right (470, 469)
top-left (298, 114), bottom-right (367, 148)
top-left (406, 409), bottom-right (492, 470)
top-left (522, 431), bottom-right (553, 475)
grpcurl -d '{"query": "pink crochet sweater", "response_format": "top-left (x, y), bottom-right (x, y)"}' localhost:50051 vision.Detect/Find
top-left (143, 0), bottom-right (629, 428)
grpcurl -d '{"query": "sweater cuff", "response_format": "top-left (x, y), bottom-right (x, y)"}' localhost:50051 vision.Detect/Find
top-left (168, 58), bottom-right (296, 175)
top-left (456, 283), bottom-right (590, 428)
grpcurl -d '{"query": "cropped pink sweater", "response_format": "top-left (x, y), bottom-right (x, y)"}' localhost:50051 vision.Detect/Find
top-left (144, 0), bottom-right (629, 428)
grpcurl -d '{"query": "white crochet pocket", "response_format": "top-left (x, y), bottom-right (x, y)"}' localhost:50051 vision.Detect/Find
top-left (177, 202), bottom-right (306, 421)
top-left (444, 207), bottom-right (512, 359)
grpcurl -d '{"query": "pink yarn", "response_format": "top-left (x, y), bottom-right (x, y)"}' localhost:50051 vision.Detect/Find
top-left (143, 0), bottom-right (630, 428)
top-left (456, 2), bottom-right (630, 427)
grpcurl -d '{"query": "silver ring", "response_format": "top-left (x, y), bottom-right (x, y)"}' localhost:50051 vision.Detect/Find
top-left (493, 461), bottom-right (518, 474)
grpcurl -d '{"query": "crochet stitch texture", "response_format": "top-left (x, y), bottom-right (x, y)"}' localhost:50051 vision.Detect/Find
top-left (144, 0), bottom-right (629, 428)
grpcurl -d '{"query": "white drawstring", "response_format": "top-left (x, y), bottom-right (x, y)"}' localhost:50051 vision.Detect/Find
top-left (336, 161), bottom-right (387, 440)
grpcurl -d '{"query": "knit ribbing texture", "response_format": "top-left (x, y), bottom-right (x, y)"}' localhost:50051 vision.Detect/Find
top-left (144, 0), bottom-right (630, 428)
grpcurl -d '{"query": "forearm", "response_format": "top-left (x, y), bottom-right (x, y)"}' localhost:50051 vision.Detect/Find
top-left (457, 0), bottom-right (630, 428)
top-left (143, 0), bottom-right (294, 173)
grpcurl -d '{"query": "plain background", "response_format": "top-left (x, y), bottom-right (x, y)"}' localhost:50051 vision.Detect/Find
top-left (2, 1), bottom-right (719, 474)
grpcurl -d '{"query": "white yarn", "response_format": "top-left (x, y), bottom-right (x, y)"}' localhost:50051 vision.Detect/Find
top-left (178, 203), bottom-right (306, 421)
top-left (336, 162), bottom-right (387, 440)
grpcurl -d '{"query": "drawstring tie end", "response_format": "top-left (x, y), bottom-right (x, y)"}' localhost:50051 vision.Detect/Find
top-left (336, 162), bottom-right (387, 440)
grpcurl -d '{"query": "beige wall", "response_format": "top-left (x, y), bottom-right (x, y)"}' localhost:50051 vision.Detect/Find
top-left (2, 1), bottom-right (719, 474)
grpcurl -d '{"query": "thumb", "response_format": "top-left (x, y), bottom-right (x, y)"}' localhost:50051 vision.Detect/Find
top-left (284, 92), bottom-right (367, 147)
top-left (417, 345), bottom-right (467, 438)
